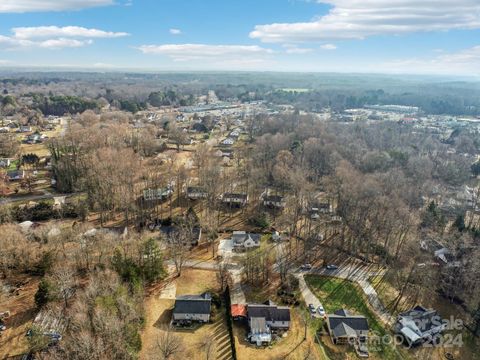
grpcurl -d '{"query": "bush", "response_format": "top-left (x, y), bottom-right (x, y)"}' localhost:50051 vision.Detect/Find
top-left (34, 279), bottom-right (53, 308)
top-left (14, 202), bottom-right (57, 222)
top-left (33, 251), bottom-right (56, 276)
top-left (248, 212), bottom-right (269, 229)
top-left (0, 204), bottom-right (12, 224)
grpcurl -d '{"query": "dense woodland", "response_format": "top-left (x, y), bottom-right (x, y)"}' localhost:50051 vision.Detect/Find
top-left (1, 72), bottom-right (480, 116)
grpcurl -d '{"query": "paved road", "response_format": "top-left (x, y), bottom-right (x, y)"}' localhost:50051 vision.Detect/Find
top-left (0, 191), bottom-right (69, 205)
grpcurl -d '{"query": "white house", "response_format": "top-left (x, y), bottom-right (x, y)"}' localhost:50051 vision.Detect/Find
top-left (247, 302), bottom-right (291, 346)
top-left (222, 193), bottom-right (248, 207)
top-left (232, 231), bottom-right (261, 251)
top-left (0, 158), bottom-right (11, 168)
top-left (222, 138), bottom-right (235, 146)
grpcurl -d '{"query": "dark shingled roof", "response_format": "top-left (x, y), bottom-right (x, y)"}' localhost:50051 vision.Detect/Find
top-left (173, 293), bottom-right (211, 315)
top-left (327, 309), bottom-right (369, 338)
top-left (247, 304), bottom-right (291, 322)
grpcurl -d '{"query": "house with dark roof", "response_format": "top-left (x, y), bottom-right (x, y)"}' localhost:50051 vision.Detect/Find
top-left (326, 309), bottom-right (369, 357)
top-left (6, 170), bottom-right (25, 181)
top-left (186, 186), bottom-right (208, 200)
top-left (262, 194), bottom-right (286, 209)
top-left (232, 231), bottom-right (261, 251)
top-left (172, 293), bottom-right (212, 325)
top-left (246, 302), bottom-right (291, 345)
top-left (222, 192), bottom-right (248, 207)
top-left (394, 305), bottom-right (446, 347)
top-left (143, 186), bottom-right (173, 201)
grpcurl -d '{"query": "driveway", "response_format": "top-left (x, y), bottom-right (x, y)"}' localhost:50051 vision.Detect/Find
top-left (228, 268), bottom-right (246, 305)
top-left (218, 239), bottom-right (246, 305)
top-left (295, 273), bottom-right (324, 318)
top-left (218, 239), bottom-right (234, 257)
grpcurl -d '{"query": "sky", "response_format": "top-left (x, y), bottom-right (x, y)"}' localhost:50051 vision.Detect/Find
top-left (0, 0), bottom-right (480, 75)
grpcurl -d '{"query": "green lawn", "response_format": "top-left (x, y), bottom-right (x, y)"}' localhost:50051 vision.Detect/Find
top-left (305, 275), bottom-right (406, 360)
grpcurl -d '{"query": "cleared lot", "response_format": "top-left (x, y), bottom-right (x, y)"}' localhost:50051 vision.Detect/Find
top-left (140, 269), bottom-right (232, 360)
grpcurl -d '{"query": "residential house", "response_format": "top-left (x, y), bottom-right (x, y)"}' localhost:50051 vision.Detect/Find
top-left (262, 194), bottom-right (286, 209)
top-left (232, 231), bottom-right (261, 251)
top-left (394, 306), bottom-right (446, 347)
top-left (229, 130), bottom-right (240, 138)
top-left (25, 132), bottom-right (46, 144)
top-left (0, 158), bottom-right (11, 168)
top-left (247, 302), bottom-right (291, 346)
top-left (222, 138), bottom-right (235, 146)
top-left (143, 186), bottom-right (174, 201)
top-left (420, 239), bottom-right (460, 267)
top-left (215, 148), bottom-right (234, 159)
top-left (326, 309), bottom-right (369, 357)
top-left (222, 192), bottom-right (248, 207)
top-left (186, 186), bottom-right (208, 200)
top-left (6, 170), bottom-right (25, 181)
top-left (316, 202), bottom-right (333, 214)
top-left (18, 125), bottom-right (32, 133)
top-left (172, 293), bottom-right (212, 325)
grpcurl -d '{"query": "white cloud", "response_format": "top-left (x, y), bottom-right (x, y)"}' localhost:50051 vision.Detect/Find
top-left (320, 44), bottom-right (337, 50)
top-left (169, 28), bottom-right (182, 35)
top-left (0, 26), bottom-right (128, 50)
top-left (12, 26), bottom-right (129, 39)
top-left (378, 45), bottom-right (480, 75)
top-left (283, 44), bottom-right (313, 54)
top-left (0, 60), bottom-right (11, 65)
top-left (137, 43), bottom-right (273, 62)
top-left (250, 0), bottom-right (480, 43)
top-left (37, 38), bottom-right (93, 49)
top-left (0, 0), bottom-right (114, 13)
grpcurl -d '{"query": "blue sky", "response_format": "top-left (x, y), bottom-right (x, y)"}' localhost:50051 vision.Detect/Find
top-left (0, 0), bottom-right (479, 75)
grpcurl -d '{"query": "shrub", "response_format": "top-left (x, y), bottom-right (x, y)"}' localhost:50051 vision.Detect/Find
top-left (34, 279), bottom-right (53, 308)
top-left (248, 212), bottom-right (269, 229)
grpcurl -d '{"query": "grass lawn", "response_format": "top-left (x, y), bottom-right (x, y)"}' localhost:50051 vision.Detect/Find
top-left (305, 275), bottom-right (406, 360)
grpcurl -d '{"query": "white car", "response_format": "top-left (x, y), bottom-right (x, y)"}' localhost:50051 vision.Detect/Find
top-left (326, 265), bottom-right (338, 270)
top-left (317, 306), bottom-right (325, 317)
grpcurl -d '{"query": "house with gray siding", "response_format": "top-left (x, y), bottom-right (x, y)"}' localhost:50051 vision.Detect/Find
top-left (172, 293), bottom-right (211, 325)
top-left (247, 302), bottom-right (291, 345)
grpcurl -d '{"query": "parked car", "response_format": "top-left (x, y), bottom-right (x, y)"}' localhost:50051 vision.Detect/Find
top-left (326, 265), bottom-right (338, 270)
top-left (308, 304), bottom-right (316, 314)
top-left (317, 306), bottom-right (325, 317)
top-left (300, 264), bottom-right (312, 271)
